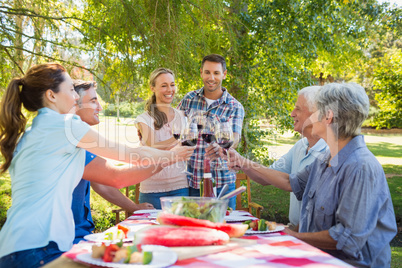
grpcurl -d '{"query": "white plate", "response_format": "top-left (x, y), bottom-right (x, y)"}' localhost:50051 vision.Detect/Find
top-left (76, 245), bottom-right (177, 268)
top-left (245, 225), bottom-right (285, 235)
top-left (84, 225), bottom-right (149, 243)
top-left (83, 233), bottom-right (132, 243)
top-left (129, 210), bottom-right (162, 219)
top-left (227, 210), bottom-right (251, 216)
top-left (224, 215), bottom-right (257, 222)
top-left (133, 209), bottom-right (162, 214)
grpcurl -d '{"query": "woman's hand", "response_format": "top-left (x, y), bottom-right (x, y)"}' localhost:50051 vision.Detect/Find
top-left (169, 144), bottom-right (195, 163)
top-left (205, 143), bottom-right (221, 161)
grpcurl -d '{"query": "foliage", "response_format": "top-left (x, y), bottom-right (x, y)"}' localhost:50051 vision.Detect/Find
top-left (1, 1), bottom-right (400, 165)
top-left (90, 189), bottom-right (117, 232)
top-left (0, 170), bottom-right (11, 228)
top-left (371, 49), bottom-right (402, 129)
top-left (103, 101), bottom-right (145, 118)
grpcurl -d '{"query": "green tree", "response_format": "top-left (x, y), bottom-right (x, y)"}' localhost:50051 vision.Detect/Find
top-left (372, 48), bottom-right (402, 128)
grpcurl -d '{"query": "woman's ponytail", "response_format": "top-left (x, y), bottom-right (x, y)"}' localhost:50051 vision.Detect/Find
top-left (0, 78), bottom-right (27, 173)
top-left (0, 62), bottom-right (66, 173)
top-left (145, 93), bottom-right (167, 130)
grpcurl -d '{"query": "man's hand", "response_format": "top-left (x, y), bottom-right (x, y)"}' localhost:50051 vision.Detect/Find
top-left (129, 203), bottom-right (155, 214)
top-left (227, 148), bottom-right (245, 170)
top-left (283, 227), bottom-right (299, 238)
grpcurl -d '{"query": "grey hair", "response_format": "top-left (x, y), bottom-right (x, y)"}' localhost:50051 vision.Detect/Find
top-left (298, 86), bottom-right (321, 112)
top-left (316, 82), bottom-right (369, 139)
top-left (73, 80), bottom-right (97, 107)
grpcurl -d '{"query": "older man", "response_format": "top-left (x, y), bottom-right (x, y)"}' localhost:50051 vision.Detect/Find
top-left (270, 86), bottom-right (328, 230)
top-left (72, 80), bottom-right (156, 243)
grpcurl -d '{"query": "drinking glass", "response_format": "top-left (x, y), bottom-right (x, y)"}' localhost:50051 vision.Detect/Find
top-left (179, 122), bottom-right (198, 175)
top-left (201, 117), bottom-right (216, 144)
top-left (215, 121), bottom-right (235, 173)
top-left (189, 110), bottom-right (205, 133)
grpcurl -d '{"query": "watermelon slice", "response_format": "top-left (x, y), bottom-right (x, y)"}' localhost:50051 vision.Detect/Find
top-left (134, 225), bottom-right (229, 247)
top-left (157, 213), bottom-right (248, 238)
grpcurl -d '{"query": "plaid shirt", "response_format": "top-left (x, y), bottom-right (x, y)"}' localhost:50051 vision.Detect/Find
top-left (177, 87), bottom-right (245, 189)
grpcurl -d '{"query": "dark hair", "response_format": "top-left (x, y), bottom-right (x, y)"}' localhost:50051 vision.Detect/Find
top-left (145, 68), bottom-right (175, 130)
top-left (73, 80), bottom-right (97, 107)
top-left (0, 63), bottom-right (66, 173)
top-left (201, 54), bottom-right (226, 71)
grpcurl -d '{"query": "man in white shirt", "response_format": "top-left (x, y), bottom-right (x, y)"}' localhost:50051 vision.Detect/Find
top-left (269, 86), bottom-right (328, 230)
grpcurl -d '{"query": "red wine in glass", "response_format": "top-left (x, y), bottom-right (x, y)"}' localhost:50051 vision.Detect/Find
top-left (218, 138), bottom-right (234, 149)
top-left (181, 139), bottom-right (198, 146)
top-left (173, 133), bottom-right (181, 140)
top-left (202, 133), bottom-right (216, 144)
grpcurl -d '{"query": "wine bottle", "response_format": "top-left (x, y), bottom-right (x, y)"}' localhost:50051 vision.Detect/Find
top-left (201, 158), bottom-right (215, 198)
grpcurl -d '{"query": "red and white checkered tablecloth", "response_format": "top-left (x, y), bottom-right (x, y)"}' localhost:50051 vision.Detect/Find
top-left (64, 211), bottom-right (353, 267)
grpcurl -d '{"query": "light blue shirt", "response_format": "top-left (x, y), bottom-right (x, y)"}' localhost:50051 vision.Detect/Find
top-left (270, 138), bottom-right (328, 226)
top-left (0, 108), bottom-right (90, 258)
top-left (290, 135), bottom-right (397, 267)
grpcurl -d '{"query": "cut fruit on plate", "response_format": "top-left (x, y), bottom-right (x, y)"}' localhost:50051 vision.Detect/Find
top-left (76, 245), bottom-right (177, 268)
top-left (244, 225), bottom-right (285, 235)
top-left (84, 224), bottom-right (149, 243)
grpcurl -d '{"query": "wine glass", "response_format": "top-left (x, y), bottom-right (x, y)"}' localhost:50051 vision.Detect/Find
top-left (201, 117), bottom-right (216, 144)
top-left (215, 121), bottom-right (235, 173)
top-left (179, 122), bottom-right (198, 176)
top-left (171, 115), bottom-right (194, 176)
top-left (189, 110), bottom-right (205, 133)
top-left (181, 122), bottom-right (198, 147)
top-left (171, 114), bottom-right (187, 142)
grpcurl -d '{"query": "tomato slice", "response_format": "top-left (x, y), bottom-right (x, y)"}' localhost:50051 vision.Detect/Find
top-left (117, 224), bottom-right (129, 238)
top-left (102, 244), bottom-right (120, 262)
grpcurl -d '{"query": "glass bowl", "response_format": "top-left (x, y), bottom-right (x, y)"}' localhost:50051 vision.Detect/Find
top-left (160, 196), bottom-right (229, 223)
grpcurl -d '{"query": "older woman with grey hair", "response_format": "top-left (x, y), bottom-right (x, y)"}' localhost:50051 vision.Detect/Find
top-left (227, 82), bottom-right (397, 267)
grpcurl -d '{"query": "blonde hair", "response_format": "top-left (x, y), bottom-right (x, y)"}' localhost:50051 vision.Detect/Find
top-left (145, 68), bottom-right (175, 130)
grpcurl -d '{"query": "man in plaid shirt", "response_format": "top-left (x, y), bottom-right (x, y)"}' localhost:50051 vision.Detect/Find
top-left (177, 54), bottom-right (245, 209)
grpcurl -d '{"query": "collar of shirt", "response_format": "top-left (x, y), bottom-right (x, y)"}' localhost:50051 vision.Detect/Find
top-left (195, 87), bottom-right (232, 109)
top-left (329, 135), bottom-right (366, 173)
top-left (308, 138), bottom-right (329, 161)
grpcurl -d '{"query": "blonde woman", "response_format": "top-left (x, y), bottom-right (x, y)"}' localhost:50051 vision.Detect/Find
top-left (135, 68), bottom-right (191, 209)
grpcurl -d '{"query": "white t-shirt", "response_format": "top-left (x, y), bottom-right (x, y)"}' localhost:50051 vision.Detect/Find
top-left (134, 109), bottom-right (188, 193)
top-left (204, 96), bottom-right (215, 107)
top-left (0, 108), bottom-right (90, 258)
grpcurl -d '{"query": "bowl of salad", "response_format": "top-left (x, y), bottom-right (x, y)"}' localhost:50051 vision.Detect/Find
top-left (160, 196), bottom-right (229, 223)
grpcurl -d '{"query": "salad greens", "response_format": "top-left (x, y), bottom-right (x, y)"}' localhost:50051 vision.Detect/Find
top-left (166, 197), bottom-right (225, 222)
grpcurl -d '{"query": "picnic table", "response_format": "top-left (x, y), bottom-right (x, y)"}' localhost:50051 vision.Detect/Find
top-left (44, 210), bottom-right (353, 268)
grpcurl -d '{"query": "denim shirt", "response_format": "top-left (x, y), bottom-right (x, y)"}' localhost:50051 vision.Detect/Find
top-left (290, 135), bottom-right (397, 267)
top-left (71, 151), bottom-right (97, 243)
top-left (270, 138), bottom-right (328, 226)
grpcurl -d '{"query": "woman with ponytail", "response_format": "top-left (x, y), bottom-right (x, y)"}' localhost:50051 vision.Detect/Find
top-left (0, 63), bottom-right (194, 267)
top-left (134, 68), bottom-right (191, 209)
